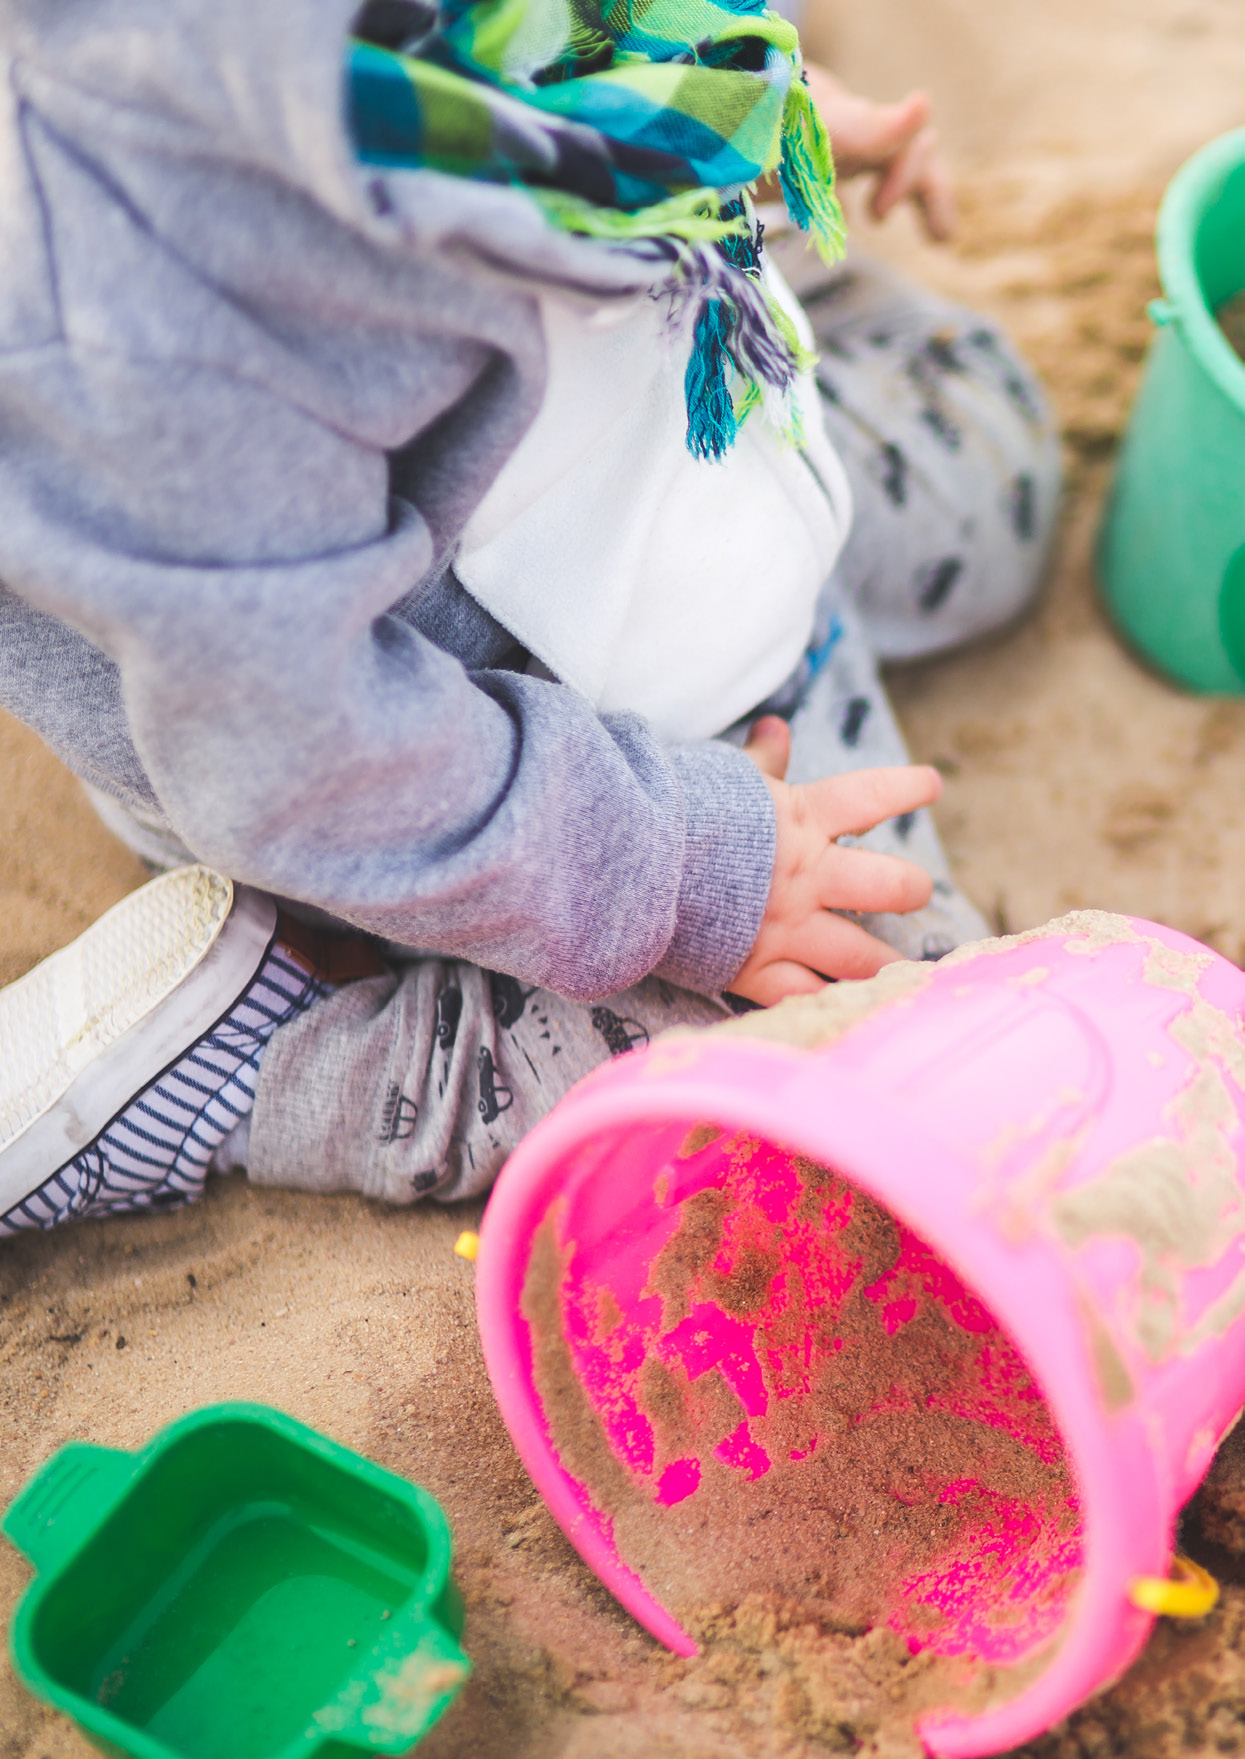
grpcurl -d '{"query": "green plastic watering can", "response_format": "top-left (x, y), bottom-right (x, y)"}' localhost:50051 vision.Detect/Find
top-left (1100, 127), bottom-right (1245, 692)
top-left (2, 1404), bottom-right (468, 1759)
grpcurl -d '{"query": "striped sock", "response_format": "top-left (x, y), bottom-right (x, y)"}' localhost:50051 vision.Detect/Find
top-left (0, 939), bottom-right (329, 1236)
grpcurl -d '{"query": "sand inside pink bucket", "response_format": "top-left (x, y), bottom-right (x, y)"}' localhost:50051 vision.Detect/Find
top-left (522, 1131), bottom-right (1083, 1738)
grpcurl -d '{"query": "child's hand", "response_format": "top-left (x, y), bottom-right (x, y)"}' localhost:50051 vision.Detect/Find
top-left (730, 716), bottom-right (942, 1007)
top-left (803, 63), bottom-right (956, 244)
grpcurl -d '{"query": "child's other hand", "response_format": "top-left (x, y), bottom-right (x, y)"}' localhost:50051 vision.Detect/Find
top-left (730, 716), bottom-right (942, 1007)
top-left (803, 63), bottom-right (956, 244)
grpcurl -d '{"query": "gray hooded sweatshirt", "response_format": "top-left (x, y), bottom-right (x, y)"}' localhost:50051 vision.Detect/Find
top-left (0, 0), bottom-right (778, 1001)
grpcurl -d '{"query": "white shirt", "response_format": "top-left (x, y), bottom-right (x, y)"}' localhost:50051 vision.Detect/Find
top-left (455, 256), bottom-right (851, 742)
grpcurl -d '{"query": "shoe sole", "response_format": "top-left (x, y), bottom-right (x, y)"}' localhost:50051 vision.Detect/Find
top-left (0, 867), bottom-right (277, 1218)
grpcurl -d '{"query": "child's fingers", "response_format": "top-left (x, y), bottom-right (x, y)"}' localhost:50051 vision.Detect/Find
top-left (838, 92), bottom-right (929, 172)
top-left (871, 127), bottom-right (957, 242)
top-left (870, 131), bottom-right (922, 221)
top-left (743, 714), bottom-right (792, 781)
top-left (803, 764), bottom-right (942, 838)
top-left (730, 959), bottom-right (834, 1008)
top-left (814, 844), bottom-right (935, 916)
top-left (786, 910), bottom-right (909, 982)
top-left (868, 90), bottom-right (931, 156)
top-left (732, 915), bottom-right (905, 1005)
top-left (916, 153), bottom-right (958, 243)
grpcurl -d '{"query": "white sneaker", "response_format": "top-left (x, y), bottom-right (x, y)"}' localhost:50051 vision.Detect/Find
top-left (0, 867), bottom-right (325, 1234)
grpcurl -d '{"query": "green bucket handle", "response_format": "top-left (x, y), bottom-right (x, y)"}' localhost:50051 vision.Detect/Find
top-left (310, 1604), bottom-right (470, 1754)
top-left (2, 1441), bottom-right (133, 1576)
top-left (1155, 126), bottom-right (1245, 413)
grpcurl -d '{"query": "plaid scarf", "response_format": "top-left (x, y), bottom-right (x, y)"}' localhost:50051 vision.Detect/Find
top-left (348, 0), bottom-right (844, 457)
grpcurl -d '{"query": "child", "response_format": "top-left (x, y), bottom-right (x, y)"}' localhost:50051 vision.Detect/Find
top-left (0, 0), bottom-right (1058, 1232)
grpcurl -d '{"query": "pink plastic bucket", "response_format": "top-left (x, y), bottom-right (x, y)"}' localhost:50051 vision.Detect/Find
top-left (476, 913), bottom-right (1245, 1755)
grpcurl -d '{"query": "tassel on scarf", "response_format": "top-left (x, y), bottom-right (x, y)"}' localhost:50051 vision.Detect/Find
top-left (778, 76), bottom-right (846, 263)
top-left (685, 300), bottom-right (739, 461)
top-left (677, 81), bottom-right (846, 459)
top-left (678, 204), bottom-right (804, 459)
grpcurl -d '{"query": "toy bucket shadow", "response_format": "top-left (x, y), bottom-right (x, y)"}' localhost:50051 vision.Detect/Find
top-left (3, 1404), bottom-right (468, 1759)
top-left (477, 914), bottom-right (1245, 1757)
top-left (1100, 127), bottom-right (1245, 692)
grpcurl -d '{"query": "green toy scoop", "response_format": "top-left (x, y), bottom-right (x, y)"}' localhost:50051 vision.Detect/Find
top-left (2, 1403), bottom-right (469, 1759)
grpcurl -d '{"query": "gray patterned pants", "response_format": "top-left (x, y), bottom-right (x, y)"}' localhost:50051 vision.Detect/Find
top-left (241, 254), bottom-right (1061, 1206)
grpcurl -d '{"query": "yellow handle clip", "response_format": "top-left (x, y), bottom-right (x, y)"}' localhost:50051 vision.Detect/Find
top-left (453, 1231), bottom-right (480, 1262)
top-left (1129, 1555), bottom-right (1219, 1619)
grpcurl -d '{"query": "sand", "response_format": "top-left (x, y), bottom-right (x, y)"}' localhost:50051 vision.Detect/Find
top-left (4, 5), bottom-right (1245, 1756)
top-left (1222, 294), bottom-right (1245, 363)
top-left (523, 1145), bottom-right (1080, 1750)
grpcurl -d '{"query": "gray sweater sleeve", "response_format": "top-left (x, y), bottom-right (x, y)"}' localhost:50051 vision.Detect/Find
top-left (0, 0), bottom-right (775, 1000)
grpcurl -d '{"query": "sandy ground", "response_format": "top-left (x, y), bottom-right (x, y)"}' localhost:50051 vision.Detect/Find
top-left (4, 5), bottom-right (1245, 1756)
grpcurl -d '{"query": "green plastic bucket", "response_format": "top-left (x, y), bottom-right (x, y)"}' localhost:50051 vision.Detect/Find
top-left (1100, 127), bottom-right (1245, 693)
top-left (2, 1404), bottom-right (469, 1759)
